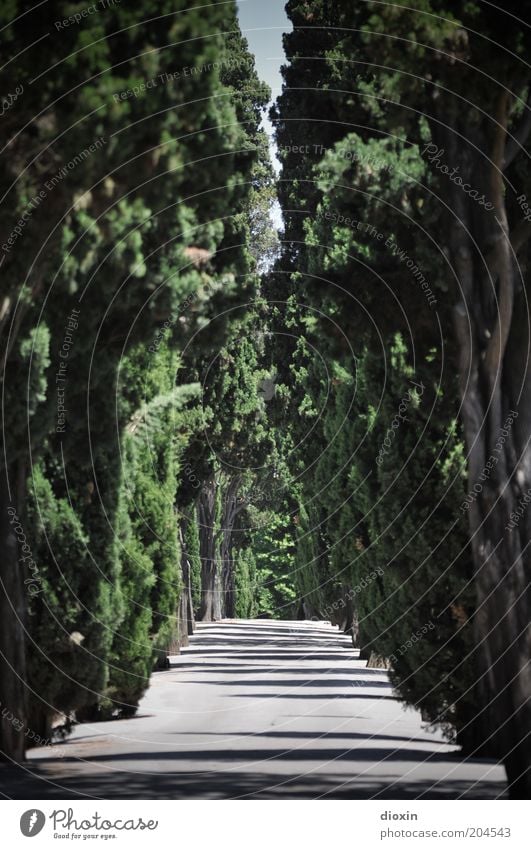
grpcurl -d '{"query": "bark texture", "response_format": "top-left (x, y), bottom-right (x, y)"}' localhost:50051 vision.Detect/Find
top-left (434, 95), bottom-right (531, 797)
top-left (0, 473), bottom-right (27, 762)
top-left (177, 523), bottom-right (195, 647)
top-left (198, 479), bottom-right (219, 621)
top-left (218, 476), bottom-right (244, 620)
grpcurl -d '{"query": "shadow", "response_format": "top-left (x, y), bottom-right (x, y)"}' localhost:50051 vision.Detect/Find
top-left (189, 628), bottom-right (351, 640)
top-left (20, 746), bottom-right (471, 765)
top-left (227, 692), bottom-right (397, 700)
top-left (170, 663), bottom-right (379, 678)
top-left (175, 678), bottom-right (392, 689)
top-left (172, 729), bottom-right (452, 747)
top-left (175, 652), bottom-right (358, 662)
top-left (0, 762), bottom-right (506, 800)
top-left (195, 619), bottom-right (345, 637)
top-left (184, 638), bottom-right (350, 649)
top-left (3, 621), bottom-right (506, 802)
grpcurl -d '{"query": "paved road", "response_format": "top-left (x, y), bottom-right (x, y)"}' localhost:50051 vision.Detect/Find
top-left (1, 620), bottom-right (507, 799)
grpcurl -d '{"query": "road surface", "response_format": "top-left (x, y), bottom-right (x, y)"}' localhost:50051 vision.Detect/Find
top-left (1, 620), bottom-right (507, 799)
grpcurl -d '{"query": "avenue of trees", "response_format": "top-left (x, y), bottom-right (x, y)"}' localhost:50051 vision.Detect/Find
top-left (0, 0), bottom-right (529, 799)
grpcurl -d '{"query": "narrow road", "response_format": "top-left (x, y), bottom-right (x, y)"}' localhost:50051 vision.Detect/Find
top-left (3, 620), bottom-right (507, 799)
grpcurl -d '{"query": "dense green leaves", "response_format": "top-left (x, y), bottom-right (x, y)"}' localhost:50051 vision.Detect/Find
top-left (270, 0), bottom-right (485, 750)
top-left (0, 0), bottom-right (278, 751)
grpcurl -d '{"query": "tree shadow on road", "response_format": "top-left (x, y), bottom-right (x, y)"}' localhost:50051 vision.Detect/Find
top-left (0, 761), bottom-right (506, 800)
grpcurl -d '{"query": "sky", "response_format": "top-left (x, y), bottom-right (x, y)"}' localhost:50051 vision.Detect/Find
top-left (236, 0), bottom-right (292, 174)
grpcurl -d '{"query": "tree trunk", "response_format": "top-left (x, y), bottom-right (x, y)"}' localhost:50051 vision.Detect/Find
top-left (218, 476), bottom-right (242, 620)
top-left (357, 625), bottom-right (372, 662)
top-left (198, 479), bottom-right (218, 621)
top-left (440, 102), bottom-right (531, 797)
top-left (178, 522), bottom-right (195, 644)
top-left (330, 583), bottom-right (357, 643)
top-left (0, 471), bottom-right (27, 762)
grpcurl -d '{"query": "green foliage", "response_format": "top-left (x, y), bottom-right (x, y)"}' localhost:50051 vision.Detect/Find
top-left (105, 477), bottom-right (154, 717)
top-left (271, 0), bottom-right (482, 749)
top-left (26, 464), bottom-right (100, 734)
top-left (184, 508), bottom-right (202, 615)
top-left (346, 340), bottom-right (476, 746)
top-left (102, 347), bottom-right (202, 714)
top-left (234, 549), bottom-right (258, 619)
top-left (4, 0), bottom-right (505, 769)
top-left (0, 1), bottom-right (277, 748)
top-left (249, 509), bottom-right (297, 618)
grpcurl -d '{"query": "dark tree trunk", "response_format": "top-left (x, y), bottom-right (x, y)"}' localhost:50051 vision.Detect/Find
top-left (435, 96), bottom-right (531, 797)
top-left (0, 471), bottom-right (27, 762)
top-left (357, 625), bottom-right (372, 662)
top-left (218, 476), bottom-right (243, 620)
top-left (213, 570), bottom-right (223, 621)
top-left (198, 479), bottom-right (218, 621)
top-left (330, 583), bottom-right (357, 644)
top-left (178, 522), bottom-right (195, 644)
top-left (301, 599), bottom-right (319, 620)
top-left (219, 531), bottom-right (234, 619)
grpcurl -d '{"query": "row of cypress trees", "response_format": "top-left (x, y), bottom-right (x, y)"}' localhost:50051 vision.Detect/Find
top-left (0, 0), bottom-right (281, 758)
top-left (266, 0), bottom-right (531, 795)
